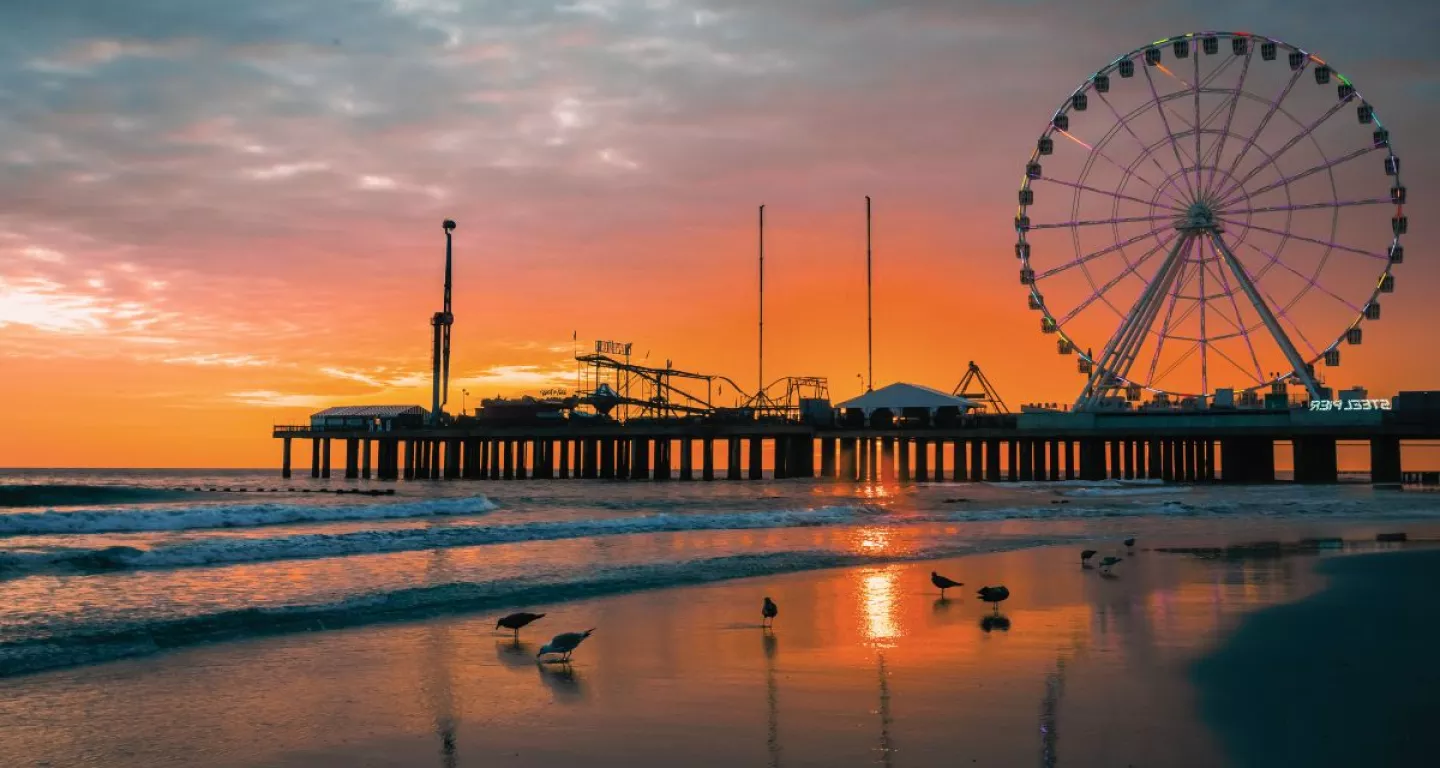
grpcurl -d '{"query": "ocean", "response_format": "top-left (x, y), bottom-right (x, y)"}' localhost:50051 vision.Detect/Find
top-left (2, 468), bottom-right (1437, 678)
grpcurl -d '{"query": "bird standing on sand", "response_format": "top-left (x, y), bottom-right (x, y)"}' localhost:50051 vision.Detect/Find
top-left (495, 611), bottom-right (545, 638)
top-left (762, 597), bottom-right (778, 628)
top-left (537, 629), bottom-right (595, 662)
top-left (931, 571), bottom-right (963, 597)
top-left (1124, 538), bottom-right (1136, 549)
top-left (1099, 556), bottom-right (1122, 572)
top-left (976, 585), bottom-right (1010, 612)
top-left (1081, 549), bottom-right (1098, 564)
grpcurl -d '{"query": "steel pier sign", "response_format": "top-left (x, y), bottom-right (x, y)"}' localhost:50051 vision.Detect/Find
top-left (1309, 399), bottom-right (1391, 412)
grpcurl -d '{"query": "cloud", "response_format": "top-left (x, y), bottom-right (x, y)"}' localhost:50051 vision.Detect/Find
top-left (243, 161), bottom-right (329, 181)
top-left (0, 276), bottom-right (158, 334)
top-left (320, 366), bottom-right (431, 390)
top-left (163, 353), bottom-right (271, 367)
top-left (228, 390), bottom-right (332, 408)
top-left (455, 363), bottom-right (576, 390)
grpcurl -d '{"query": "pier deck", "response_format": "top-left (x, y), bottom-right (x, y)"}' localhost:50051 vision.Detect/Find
top-left (272, 409), bottom-right (1440, 485)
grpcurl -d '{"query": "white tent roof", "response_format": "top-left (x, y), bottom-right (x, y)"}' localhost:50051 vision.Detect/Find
top-left (836, 382), bottom-right (978, 411)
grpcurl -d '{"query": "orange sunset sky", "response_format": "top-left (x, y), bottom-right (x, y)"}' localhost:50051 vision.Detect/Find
top-left (1, 0), bottom-right (1437, 467)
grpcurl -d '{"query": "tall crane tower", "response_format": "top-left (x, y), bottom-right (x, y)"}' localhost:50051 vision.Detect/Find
top-left (430, 219), bottom-right (456, 426)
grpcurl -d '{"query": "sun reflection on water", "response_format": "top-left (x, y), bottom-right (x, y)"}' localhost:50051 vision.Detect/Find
top-left (858, 566), bottom-right (903, 647)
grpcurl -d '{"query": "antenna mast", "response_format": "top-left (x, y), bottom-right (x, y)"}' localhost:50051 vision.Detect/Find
top-left (866, 196), bottom-right (873, 391)
top-left (758, 204), bottom-right (765, 398)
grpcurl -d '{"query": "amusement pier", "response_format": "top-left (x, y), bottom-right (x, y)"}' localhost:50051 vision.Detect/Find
top-left (278, 32), bottom-right (1433, 485)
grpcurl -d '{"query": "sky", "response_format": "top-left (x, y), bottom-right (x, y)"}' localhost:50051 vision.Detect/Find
top-left (0, 0), bottom-right (1437, 467)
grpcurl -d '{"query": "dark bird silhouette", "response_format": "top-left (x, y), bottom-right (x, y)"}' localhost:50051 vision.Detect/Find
top-left (1123, 538), bottom-right (1136, 548)
top-left (537, 629), bottom-right (594, 662)
top-left (931, 571), bottom-right (963, 596)
top-left (1099, 556), bottom-right (1122, 573)
top-left (1081, 549), bottom-right (1098, 563)
top-left (495, 612), bottom-right (545, 638)
top-left (976, 585), bottom-right (1010, 613)
top-left (762, 596), bottom-right (778, 628)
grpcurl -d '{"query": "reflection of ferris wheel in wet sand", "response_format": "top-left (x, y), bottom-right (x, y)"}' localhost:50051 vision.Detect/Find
top-left (1016, 32), bottom-right (1406, 409)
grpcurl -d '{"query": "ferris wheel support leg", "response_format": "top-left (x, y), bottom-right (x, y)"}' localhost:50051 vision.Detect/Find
top-left (1207, 231), bottom-right (1325, 400)
top-left (1075, 232), bottom-right (1192, 410)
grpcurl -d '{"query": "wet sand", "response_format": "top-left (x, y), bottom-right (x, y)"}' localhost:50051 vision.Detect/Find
top-left (1194, 547), bottom-right (1440, 768)
top-left (0, 525), bottom-right (1434, 767)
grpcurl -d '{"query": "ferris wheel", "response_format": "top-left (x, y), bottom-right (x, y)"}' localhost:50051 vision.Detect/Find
top-left (1015, 32), bottom-right (1406, 408)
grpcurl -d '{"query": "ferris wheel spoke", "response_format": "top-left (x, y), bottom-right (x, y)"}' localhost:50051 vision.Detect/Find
top-left (1272, 293), bottom-right (1323, 358)
top-left (1030, 213), bottom-right (1179, 230)
top-left (1239, 241), bottom-right (1362, 312)
top-left (1141, 63), bottom-right (1199, 201)
top-left (1057, 231), bottom-right (1179, 325)
top-left (1205, 44), bottom-right (1255, 197)
top-left (1063, 127), bottom-right (1188, 209)
top-left (1095, 92), bottom-right (1192, 209)
top-left (1219, 197), bottom-right (1391, 216)
top-left (1212, 96), bottom-right (1352, 204)
top-left (1207, 230), bottom-right (1323, 397)
top-left (1208, 342), bottom-right (1267, 386)
top-left (1035, 225), bottom-right (1170, 280)
top-left (1216, 64), bottom-right (1308, 202)
top-left (1152, 342), bottom-right (1201, 389)
top-left (1193, 50), bottom-right (1204, 197)
top-left (1205, 241), bottom-right (1268, 383)
top-left (1036, 175), bottom-right (1187, 212)
top-left (1217, 145), bottom-right (1378, 209)
top-left (1213, 217), bottom-right (1386, 260)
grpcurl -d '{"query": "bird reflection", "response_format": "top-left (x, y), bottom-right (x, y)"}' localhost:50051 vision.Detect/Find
top-left (494, 639), bottom-right (536, 670)
top-left (536, 663), bottom-right (586, 702)
top-left (763, 631), bottom-right (781, 767)
top-left (932, 597), bottom-right (952, 614)
top-left (980, 613), bottom-right (1012, 632)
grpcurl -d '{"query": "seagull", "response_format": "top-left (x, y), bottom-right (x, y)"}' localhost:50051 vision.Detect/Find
top-left (1123, 538), bottom-right (1136, 549)
top-left (931, 571), bottom-right (963, 597)
top-left (762, 597), bottom-right (778, 628)
top-left (495, 611), bottom-right (545, 638)
top-left (1099, 556), bottom-right (1122, 572)
top-left (1081, 549), bottom-right (1098, 563)
top-left (976, 585), bottom-right (1010, 613)
top-left (537, 629), bottom-right (594, 663)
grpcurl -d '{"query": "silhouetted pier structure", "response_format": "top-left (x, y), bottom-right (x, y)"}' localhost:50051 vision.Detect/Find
top-left (274, 406), bottom-right (1437, 485)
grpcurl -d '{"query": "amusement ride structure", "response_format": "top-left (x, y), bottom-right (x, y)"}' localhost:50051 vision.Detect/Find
top-left (1015, 32), bottom-right (1406, 409)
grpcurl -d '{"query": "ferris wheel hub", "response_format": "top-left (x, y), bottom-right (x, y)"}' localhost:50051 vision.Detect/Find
top-left (1177, 201), bottom-right (1221, 232)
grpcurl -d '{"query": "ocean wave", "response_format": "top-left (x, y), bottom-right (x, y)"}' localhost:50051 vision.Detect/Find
top-left (0, 495), bottom-right (498, 536)
top-left (0, 538), bottom-right (1074, 678)
top-left (1060, 486), bottom-right (1193, 498)
top-left (0, 505), bottom-right (876, 573)
top-left (0, 484), bottom-right (190, 509)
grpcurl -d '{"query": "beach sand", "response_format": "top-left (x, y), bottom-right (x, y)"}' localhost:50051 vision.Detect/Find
top-left (1194, 547), bottom-right (1440, 768)
top-left (1, 526), bottom-right (1434, 767)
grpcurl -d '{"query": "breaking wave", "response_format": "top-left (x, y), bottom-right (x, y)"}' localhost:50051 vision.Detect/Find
top-left (0, 506), bottom-right (874, 572)
top-left (0, 484), bottom-right (189, 508)
top-left (0, 495), bottom-right (498, 535)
